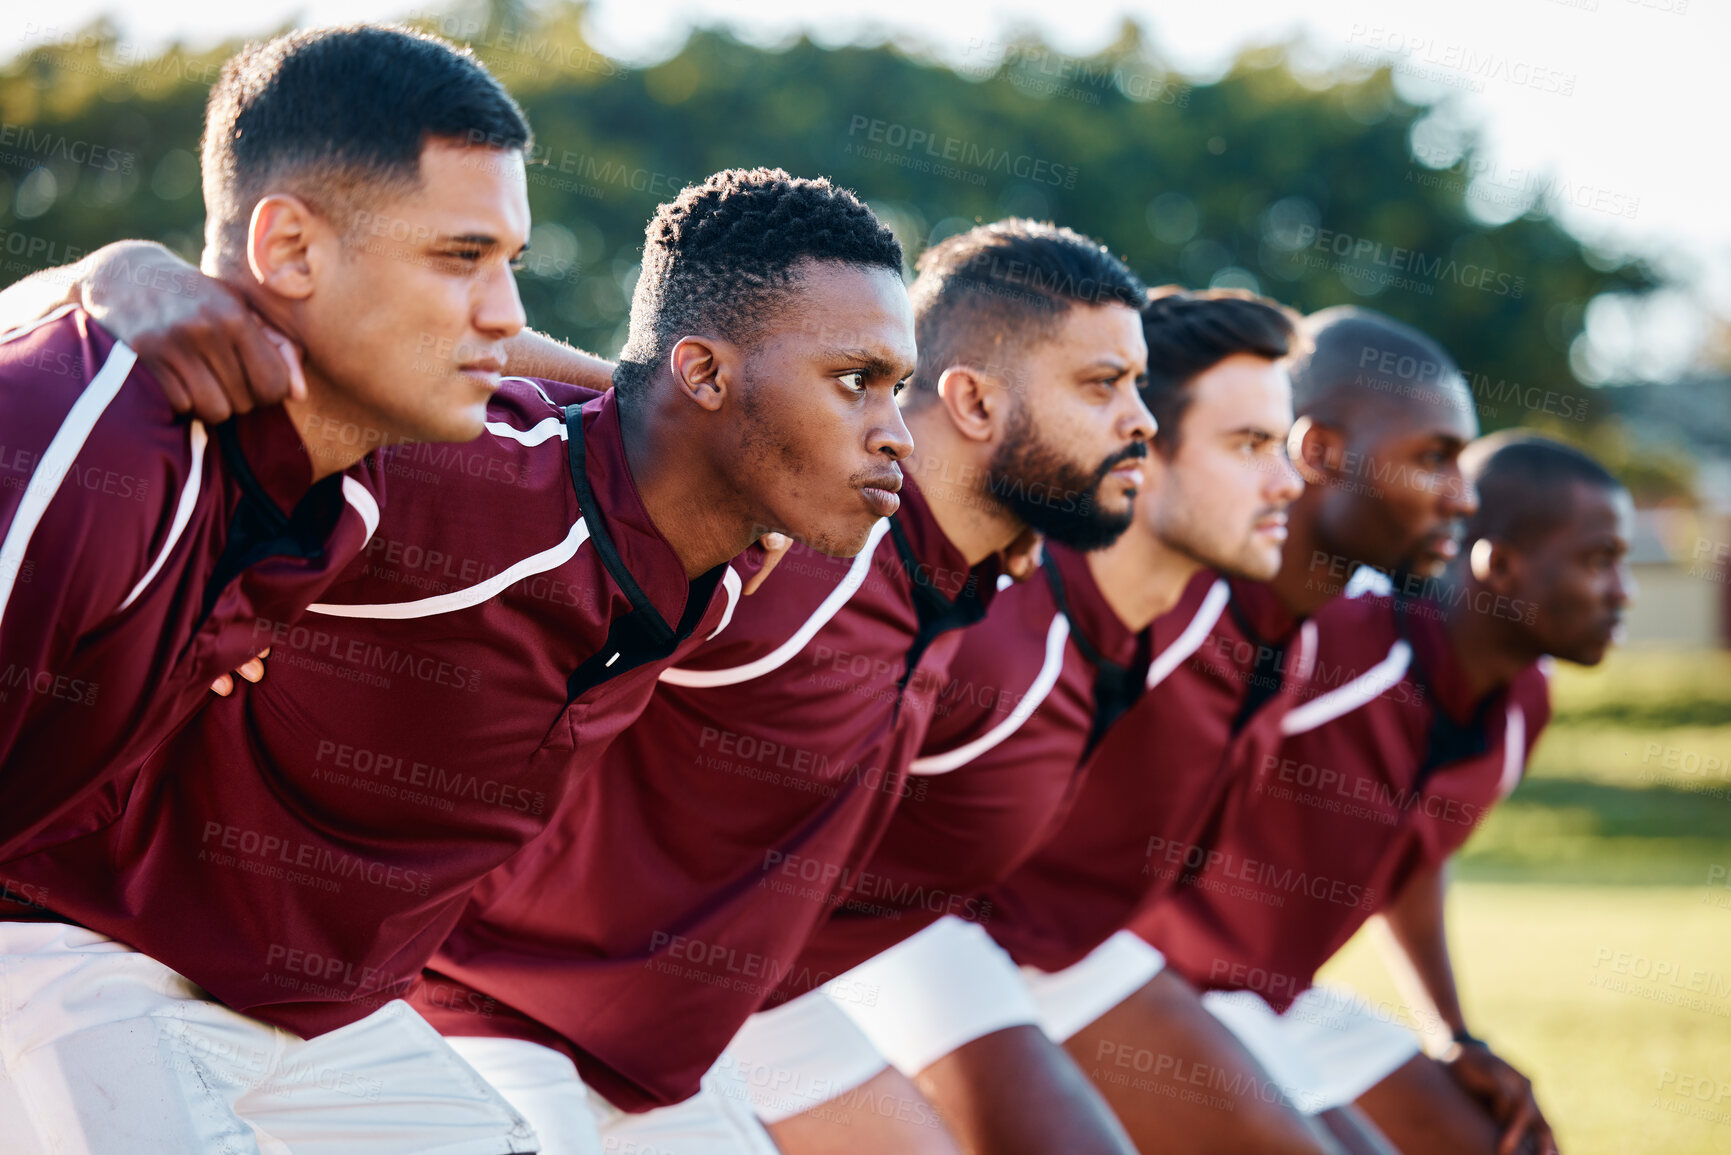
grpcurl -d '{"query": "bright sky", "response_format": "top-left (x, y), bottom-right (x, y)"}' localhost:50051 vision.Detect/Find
top-left (6, 0), bottom-right (1726, 383)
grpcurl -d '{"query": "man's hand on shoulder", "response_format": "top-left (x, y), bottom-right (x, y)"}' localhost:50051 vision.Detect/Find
top-left (77, 241), bottom-right (300, 423)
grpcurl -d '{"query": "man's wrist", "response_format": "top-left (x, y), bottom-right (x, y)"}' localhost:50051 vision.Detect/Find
top-left (1448, 1027), bottom-right (1489, 1052)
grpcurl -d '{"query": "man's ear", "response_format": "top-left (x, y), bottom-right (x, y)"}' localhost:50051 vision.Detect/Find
top-left (1288, 415), bottom-right (1344, 487)
top-left (1469, 536), bottom-right (1522, 597)
top-left (668, 335), bottom-right (737, 413)
top-left (246, 195), bottom-right (322, 302)
top-left (936, 364), bottom-right (1008, 444)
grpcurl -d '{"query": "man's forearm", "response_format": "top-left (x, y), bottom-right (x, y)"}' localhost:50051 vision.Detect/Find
top-left (0, 253), bottom-right (87, 329)
top-left (1374, 862), bottom-right (1469, 1047)
top-left (0, 240), bottom-right (185, 331)
top-left (503, 329), bottom-right (616, 392)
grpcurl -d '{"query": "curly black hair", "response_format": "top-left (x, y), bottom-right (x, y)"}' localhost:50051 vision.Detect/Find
top-left (202, 24), bottom-right (530, 271)
top-left (613, 168), bottom-right (904, 401)
top-left (1140, 287), bottom-right (1302, 456)
top-left (905, 219), bottom-right (1145, 402)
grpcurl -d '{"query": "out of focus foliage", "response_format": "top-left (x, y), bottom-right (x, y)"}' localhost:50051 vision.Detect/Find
top-left (0, 3), bottom-right (1660, 439)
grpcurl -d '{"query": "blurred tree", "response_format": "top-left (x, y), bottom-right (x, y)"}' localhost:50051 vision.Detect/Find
top-left (0, 4), bottom-right (1657, 435)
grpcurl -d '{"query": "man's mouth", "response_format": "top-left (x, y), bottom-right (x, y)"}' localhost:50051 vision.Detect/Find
top-left (859, 468), bottom-right (903, 517)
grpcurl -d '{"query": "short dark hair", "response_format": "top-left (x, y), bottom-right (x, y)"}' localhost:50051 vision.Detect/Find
top-left (1140, 287), bottom-right (1301, 456)
top-left (613, 168), bottom-right (905, 400)
top-left (1289, 306), bottom-right (1465, 425)
top-left (202, 24), bottom-right (531, 269)
top-left (1463, 433), bottom-right (1624, 548)
top-left (906, 219), bottom-right (1145, 401)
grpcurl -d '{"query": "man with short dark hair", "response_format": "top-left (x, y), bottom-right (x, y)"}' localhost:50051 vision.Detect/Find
top-left (0, 23), bottom-right (533, 863)
top-left (410, 220), bottom-right (1156, 1153)
top-left (1135, 433), bottom-right (1628, 1155)
top-left (0, 137), bottom-right (922, 1155)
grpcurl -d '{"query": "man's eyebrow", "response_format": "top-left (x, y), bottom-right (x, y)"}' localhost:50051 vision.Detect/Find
top-left (1078, 357), bottom-right (1135, 377)
top-left (1224, 426), bottom-right (1279, 441)
top-left (434, 233), bottom-right (509, 248)
top-left (820, 347), bottom-right (908, 377)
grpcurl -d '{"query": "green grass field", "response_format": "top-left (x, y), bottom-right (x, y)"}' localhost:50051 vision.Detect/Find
top-left (1318, 649), bottom-right (1731, 1155)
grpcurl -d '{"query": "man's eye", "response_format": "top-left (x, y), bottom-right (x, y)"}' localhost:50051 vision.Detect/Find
top-left (508, 256), bottom-right (527, 272)
top-left (840, 371), bottom-right (868, 392)
top-left (893, 378), bottom-right (909, 396)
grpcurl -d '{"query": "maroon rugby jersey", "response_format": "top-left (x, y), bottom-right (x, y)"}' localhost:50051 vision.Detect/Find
top-left (983, 575), bottom-right (1318, 974)
top-left (1132, 592), bottom-right (1550, 1012)
top-left (0, 306), bottom-right (383, 867)
top-left (783, 545), bottom-right (1233, 989)
top-left (0, 380), bottom-right (736, 1038)
top-left (418, 475), bottom-right (997, 1112)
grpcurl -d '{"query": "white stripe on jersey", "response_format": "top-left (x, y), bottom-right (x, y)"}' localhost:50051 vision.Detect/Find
top-left (1146, 578), bottom-right (1231, 690)
top-left (118, 420), bottom-right (208, 613)
top-left (341, 475), bottom-right (381, 547)
top-left (484, 415), bottom-right (566, 447)
top-left (0, 303), bottom-right (78, 347)
top-left (658, 517), bottom-right (893, 689)
top-left (1280, 639), bottom-right (1413, 736)
top-left (1497, 704), bottom-right (1526, 800)
top-left (910, 611), bottom-right (1071, 776)
top-left (306, 517), bottom-right (590, 620)
top-left (706, 566), bottom-right (742, 640)
top-left (0, 338), bottom-right (139, 629)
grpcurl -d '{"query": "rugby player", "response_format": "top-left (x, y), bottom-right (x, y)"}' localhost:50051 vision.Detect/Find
top-left (725, 288), bottom-right (1307, 1155)
top-left (776, 307), bottom-right (1484, 1155)
top-left (1135, 434), bottom-right (1629, 1155)
top-left (0, 25), bottom-right (530, 866)
top-left (409, 220), bottom-right (1156, 1153)
top-left (0, 149), bottom-right (918, 1155)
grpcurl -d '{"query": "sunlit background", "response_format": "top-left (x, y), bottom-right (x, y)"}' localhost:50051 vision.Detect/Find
top-left (3, 3), bottom-right (1727, 1151)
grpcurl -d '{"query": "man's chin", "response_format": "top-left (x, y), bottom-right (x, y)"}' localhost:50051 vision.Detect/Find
top-left (797, 515), bottom-right (880, 560)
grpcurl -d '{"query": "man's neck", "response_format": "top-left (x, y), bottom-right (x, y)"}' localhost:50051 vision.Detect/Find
top-left (1087, 527), bottom-right (1201, 633)
top-left (902, 407), bottom-right (1023, 567)
top-left (225, 274), bottom-right (367, 484)
top-left (1265, 493), bottom-right (1346, 619)
top-left (620, 395), bottom-right (750, 580)
top-left (281, 385), bottom-right (375, 482)
top-left (1439, 570), bottom-right (1537, 704)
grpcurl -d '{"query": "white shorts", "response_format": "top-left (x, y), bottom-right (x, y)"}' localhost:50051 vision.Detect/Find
top-left (451, 1035), bottom-right (779, 1155)
top-left (1201, 986), bottom-right (1422, 1114)
top-left (721, 988), bottom-right (887, 1123)
top-left (824, 916), bottom-right (1040, 1077)
top-left (1021, 931), bottom-right (1168, 1043)
top-left (0, 921), bottom-right (536, 1155)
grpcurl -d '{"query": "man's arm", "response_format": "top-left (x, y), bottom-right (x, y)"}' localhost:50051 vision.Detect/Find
top-left (0, 240), bottom-right (295, 421)
top-left (499, 329), bottom-right (615, 392)
top-left (1377, 863), bottom-right (1557, 1155)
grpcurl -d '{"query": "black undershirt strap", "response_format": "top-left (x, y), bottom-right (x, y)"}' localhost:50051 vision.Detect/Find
top-left (562, 403), bottom-right (726, 701)
top-left (200, 420), bottom-right (343, 621)
top-left (1042, 561), bottom-right (1153, 759)
top-left (1224, 594), bottom-right (1289, 736)
top-left (1396, 595), bottom-right (1495, 791)
top-left (885, 515), bottom-right (989, 700)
